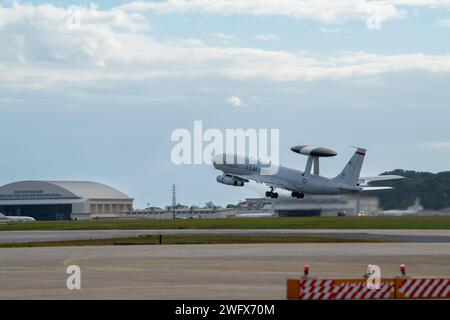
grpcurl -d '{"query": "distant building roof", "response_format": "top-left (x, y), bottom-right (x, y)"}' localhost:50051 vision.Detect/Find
top-left (45, 181), bottom-right (132, 199)
top-left (0, 180), bottom-right (132, 200)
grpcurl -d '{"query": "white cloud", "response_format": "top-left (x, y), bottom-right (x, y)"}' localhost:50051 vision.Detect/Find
top-left (118, 0), bottom-right (450, 27)
top-left (436, 19), bottom-right (450, 27)
top-left (2, 3), bottom-right (450, 90)
top-left (255, 34), bottom-right (280, 41)
top-left (211, 33), bottom-right (236, 41)
top-left (209, 32), bottom-right (236, 45)
top-left (423, 142), bottom-right (450, 149)
top-left (119, 0), bottom-right (404, 25)
top-left (320, 27), bottom-right (341, 33)
top-left (227, 96), bottom-right (244, 107)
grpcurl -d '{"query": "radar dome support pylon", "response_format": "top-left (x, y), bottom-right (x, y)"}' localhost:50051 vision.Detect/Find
top-left (291, 145), bottom-right (337, 176)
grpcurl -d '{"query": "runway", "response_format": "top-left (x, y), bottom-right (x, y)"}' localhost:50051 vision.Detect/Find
top-left (1, 229), bottom-right (450, 243)
top-left (0, 243), bottom-right (449, 299)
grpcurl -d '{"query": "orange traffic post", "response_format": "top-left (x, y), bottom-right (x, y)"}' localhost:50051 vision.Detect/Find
top-left (287, 279), bottom-right (300, 300)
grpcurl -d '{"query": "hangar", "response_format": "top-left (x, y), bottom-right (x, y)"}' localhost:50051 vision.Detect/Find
top-left (0, 181), bottom-right (133, 221)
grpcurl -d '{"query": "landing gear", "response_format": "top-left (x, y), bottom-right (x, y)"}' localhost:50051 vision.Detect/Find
top-left (265, 187), bottom-right (278, 199)
top-left (291, 192), bottom-right (304, 199)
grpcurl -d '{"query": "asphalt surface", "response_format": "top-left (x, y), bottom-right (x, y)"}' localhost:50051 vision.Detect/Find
top-left (0, 243), bottom-right (449, 299)
top-left (1, 229), bottom-right (450, 243)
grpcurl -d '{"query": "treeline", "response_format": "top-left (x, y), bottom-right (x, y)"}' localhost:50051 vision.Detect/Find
top-left (366, 170), bottom-right (450, 210)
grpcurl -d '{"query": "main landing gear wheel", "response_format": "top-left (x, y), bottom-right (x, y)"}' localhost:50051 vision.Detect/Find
top-left (291, 192), bottom-right (305, 199)
top-left (265, 188), bottom-right (279, 198)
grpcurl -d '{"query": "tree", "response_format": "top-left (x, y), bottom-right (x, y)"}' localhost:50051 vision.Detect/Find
top-left (366, 170), bottom-right (450, 210)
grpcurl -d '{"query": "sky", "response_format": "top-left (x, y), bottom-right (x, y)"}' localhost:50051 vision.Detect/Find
top-left (1, 0), bottom-right (450, 208)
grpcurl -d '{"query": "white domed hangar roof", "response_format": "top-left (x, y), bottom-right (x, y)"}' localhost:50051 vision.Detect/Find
top-left (0, 181), bottom-right (132, 200)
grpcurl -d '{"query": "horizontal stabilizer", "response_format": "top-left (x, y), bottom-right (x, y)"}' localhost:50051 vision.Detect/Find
top-left (359, 175), bottom-right (404, 186)
top-left (361, 186), bottom-right (393, 191)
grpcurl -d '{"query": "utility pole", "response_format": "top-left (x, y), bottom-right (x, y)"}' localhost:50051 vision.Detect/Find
top-left (172, 184), bottom-right (176, 207)
top-left (172, 184), bottom-right (176, 219)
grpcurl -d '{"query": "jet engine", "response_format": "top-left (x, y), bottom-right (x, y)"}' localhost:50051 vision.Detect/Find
top-left (216, 175), bottom-right (245, 186)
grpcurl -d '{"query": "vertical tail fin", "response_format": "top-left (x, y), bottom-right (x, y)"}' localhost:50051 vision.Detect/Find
top-left (333, 147), bottom-right (366, 186)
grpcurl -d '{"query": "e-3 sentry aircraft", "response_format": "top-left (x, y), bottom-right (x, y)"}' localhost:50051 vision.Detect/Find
top-left (213, 145), bottom-right (404, 199)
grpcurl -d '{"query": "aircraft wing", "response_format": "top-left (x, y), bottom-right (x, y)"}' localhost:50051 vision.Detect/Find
top-left (358, 175), bottom-right (405, 186)
top-left (260, 181), bottom-right (293, 191)
top-left (361, 186), bottom-right (393, 191)
top-left (235, 174), bottom-right (295, 192)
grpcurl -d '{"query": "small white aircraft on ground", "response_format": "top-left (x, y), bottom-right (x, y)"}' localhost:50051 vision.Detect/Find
top-left (213, 145), bottom-right (404, 199)
top-left (234, 212), bottom-right (276, 218)
top-left (379, 198), bottom-right (423, 216)
top-left (0, 212), bottom-right (36, 222)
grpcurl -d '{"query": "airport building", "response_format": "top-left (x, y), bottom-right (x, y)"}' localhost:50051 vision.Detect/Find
top-left (123, 195), bottom-right (381, 220)
top-left (125, 207), bottom-right (233, 219)
top-left (0, 181), bottom-right (133, 221)
top-left (240, 195), bottom-right (380, 216)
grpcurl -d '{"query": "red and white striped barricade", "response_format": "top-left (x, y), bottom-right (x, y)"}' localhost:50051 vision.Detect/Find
top-left (287, 278), bottom-right (450, 300)
top-left (296, 279), bottom-right (395, 300)
top-left (397, 278), bottom-right (450, 299)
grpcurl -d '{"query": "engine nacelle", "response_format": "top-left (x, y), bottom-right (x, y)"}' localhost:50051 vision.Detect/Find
top-left (216, 175), bottom-right (244, 186)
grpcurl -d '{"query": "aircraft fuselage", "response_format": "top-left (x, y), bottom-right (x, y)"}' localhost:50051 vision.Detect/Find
top-left (213, 155), bottom-right (360, 195)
